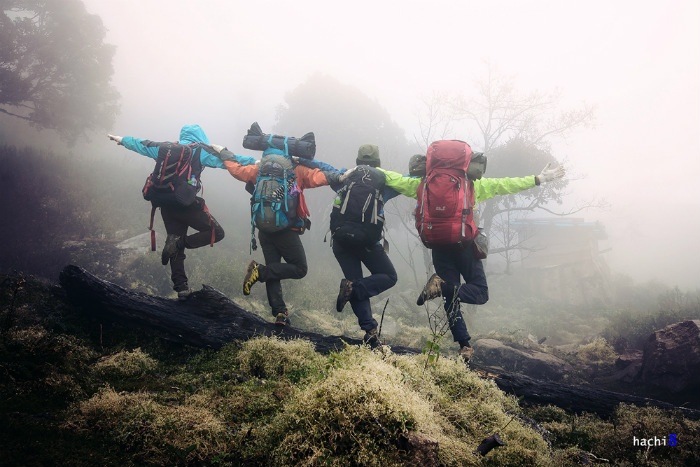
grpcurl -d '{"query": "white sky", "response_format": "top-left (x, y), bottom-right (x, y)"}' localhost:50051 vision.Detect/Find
top-left (83, 0), bottom-right (700, 289)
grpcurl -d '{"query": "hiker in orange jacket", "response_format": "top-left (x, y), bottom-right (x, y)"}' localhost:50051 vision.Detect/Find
top-left (208, 143), bottom-right (342, 325)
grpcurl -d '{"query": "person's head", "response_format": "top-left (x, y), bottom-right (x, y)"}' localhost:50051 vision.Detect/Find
top-left (356, 144), bottom-right (381, 167)
top-left (467, 151), bottom-right (487, 180)
top-left (408, 154), bottom-right (426, 177)
top-left (179, 124), bottom-right (209, 144)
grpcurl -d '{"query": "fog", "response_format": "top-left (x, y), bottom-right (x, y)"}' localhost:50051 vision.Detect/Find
top-left (76, 0), bottom-right (700, 289)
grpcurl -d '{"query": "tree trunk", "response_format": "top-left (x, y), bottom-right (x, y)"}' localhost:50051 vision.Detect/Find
top-left (58, 264), bottom-right (417, 355)
top-left (58, 264), bottom-right (700, 421)
top-left (483, 368), bottom-right (700, 420)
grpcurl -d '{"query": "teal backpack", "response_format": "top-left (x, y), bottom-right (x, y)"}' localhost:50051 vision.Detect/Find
top-left (250, 154), bottom-right (300, 243)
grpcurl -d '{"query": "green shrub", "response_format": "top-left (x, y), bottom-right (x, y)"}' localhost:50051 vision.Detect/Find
top-left (91, 348), bottom-right (159, 392)
top-left (235, 336), bottom-right (326, 383)
top-left (66, 386), bottom-right (234, 466)
top-left (0, 325), bottom-right (96, 411)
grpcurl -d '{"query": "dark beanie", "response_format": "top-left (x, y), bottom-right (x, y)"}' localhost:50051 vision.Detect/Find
top-left (408, 154), bottom-right (427, 177)
top-left (356, 144), bottom-right (381, 167)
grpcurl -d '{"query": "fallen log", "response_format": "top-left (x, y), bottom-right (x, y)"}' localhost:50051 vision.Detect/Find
top-left (484, 367), bottom-right (700, 420)
top-left (58, 264), bottom-right (418, 355)
top-left (58, 264), bottom-right (700, 421)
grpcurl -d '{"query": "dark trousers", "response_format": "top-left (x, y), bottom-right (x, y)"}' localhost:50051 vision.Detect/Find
top-left (257, 229), bottom-right (308, 315)
top-left (431, 245), bottom-right (489, 347)
top-left (160, 198), bottom-right (224, 292)
top-left (332, 240), bottom-right (397, 332)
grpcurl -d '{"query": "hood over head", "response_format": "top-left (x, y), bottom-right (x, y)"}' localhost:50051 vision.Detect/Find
top-left (178, 124), bottom-right (209, 144)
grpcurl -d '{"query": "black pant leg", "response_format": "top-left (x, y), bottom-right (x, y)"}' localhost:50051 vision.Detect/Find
top-left (160, 206), bottom-right (189, 291)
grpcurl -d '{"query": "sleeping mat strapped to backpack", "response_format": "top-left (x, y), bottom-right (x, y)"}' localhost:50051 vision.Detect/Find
top-left (242, 122), bottom-right (316, 160)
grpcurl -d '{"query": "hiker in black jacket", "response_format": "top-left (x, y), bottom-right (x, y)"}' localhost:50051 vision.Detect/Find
top-left (330, 144), bottom-right (398, 348)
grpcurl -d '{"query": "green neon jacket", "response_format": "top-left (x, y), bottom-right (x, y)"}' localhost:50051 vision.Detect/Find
top-left (378, 168), bottom-right (537, 203)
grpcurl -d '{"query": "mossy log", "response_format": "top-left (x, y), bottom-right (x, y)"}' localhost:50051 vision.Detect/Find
top-left (58, 264), bottom-right (700, 421)
top-left (486, 368), bottom-right (700, 420)
top-left (58, 264), bottom-right (418, 355)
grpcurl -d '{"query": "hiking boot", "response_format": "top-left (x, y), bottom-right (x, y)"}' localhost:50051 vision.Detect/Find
top-left (275, 312), bottom-right (289, 326)
top-left (162, 234), bottom-right (182, 265)
top-left (363, 328), bottom-right (383, 349)
top-left (177, 288), bottom-right (193, 301)
top-left (416, 273), bottom-right (445, 306)
top-left (243, 260), bottom-right (261, 295)
top-left (459, 345), bottom-right (474, 364)
top-left (336, 279), bottom-right (353, 312)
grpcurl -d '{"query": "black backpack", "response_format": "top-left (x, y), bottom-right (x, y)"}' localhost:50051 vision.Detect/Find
top-left (330, 166), bottom-right (386, 247)
top-left (142, 141), bottom-right (203, 207)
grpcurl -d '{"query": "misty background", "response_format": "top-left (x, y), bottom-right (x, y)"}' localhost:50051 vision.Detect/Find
top-left (82, 0), bottom-right (700, 288)
top-left (1, 0), bottom-right (699, 348)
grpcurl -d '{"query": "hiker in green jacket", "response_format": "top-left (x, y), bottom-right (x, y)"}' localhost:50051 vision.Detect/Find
top-left (380, 154), bottom-right (564, 363)
top-left (382, 154), bottom-right (559, 203)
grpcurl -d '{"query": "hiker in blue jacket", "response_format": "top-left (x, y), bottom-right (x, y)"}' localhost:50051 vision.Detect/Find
top-left (108, 124), bottom-right (226, 300)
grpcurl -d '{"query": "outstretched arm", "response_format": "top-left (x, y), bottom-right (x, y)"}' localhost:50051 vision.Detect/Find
top-left (207, 144), bottom-right (259, 166)
top-left (208, 145), bottom-right (259, 184)
top-left (293, 157), bottom-right (348, 190)
top-left (474, 163), bottom-right (565, 203)
top-left (474, 176), bottom-right (537, 202)
top-left (293, 156), bottom-right (346, 173)
top-left (108, 134), bottom-right (160, 159)
top-left (377, 168), bottom-right (421, 199)
top-left (294, 164), bottom-right (344, 189)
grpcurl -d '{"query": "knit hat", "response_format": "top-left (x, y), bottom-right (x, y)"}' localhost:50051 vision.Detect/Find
top-left (356, 144), bottom-right (381, 167)
top-left (408, 154), bottom-right (426, 177)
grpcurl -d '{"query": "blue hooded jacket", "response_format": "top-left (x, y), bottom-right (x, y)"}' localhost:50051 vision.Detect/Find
top-left (121, 124), bottom-right (228, 169)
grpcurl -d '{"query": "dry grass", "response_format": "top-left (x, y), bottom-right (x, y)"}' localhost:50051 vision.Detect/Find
top-left (92, 347), bottom-right (158, 378)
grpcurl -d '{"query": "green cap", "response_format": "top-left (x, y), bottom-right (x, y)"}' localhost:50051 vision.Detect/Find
top-left (356, 144), bottom-right (381, 167)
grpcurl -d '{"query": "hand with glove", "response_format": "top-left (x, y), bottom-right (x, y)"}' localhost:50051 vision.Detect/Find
top-left (107, 134), bottom-right (123, 145)
top-left (535, 163), bottom-right (565, 185)
top-left (206, 143), bottom-right (235, 162)
top-left (324, 171), bottom-right (343, 186)
top-left (209, 143), bottom-right (226, 154)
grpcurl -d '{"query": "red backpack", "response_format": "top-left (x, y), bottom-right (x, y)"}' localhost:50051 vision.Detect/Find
top-left (414, 140), bottom-right (478, 249)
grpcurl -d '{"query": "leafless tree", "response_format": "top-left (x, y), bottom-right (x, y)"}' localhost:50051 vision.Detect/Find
top-left (412, 62), bottom-right (606, 272)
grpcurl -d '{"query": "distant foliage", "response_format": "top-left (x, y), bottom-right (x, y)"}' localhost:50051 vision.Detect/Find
top-left (274, 72), bottom-right (419, 171)
top-left (1, 0), bottom-right (120, 144)
top-left (0, 144), bottom-right (140, 279)
top-left (603, 288), bottom-right (700, 351)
